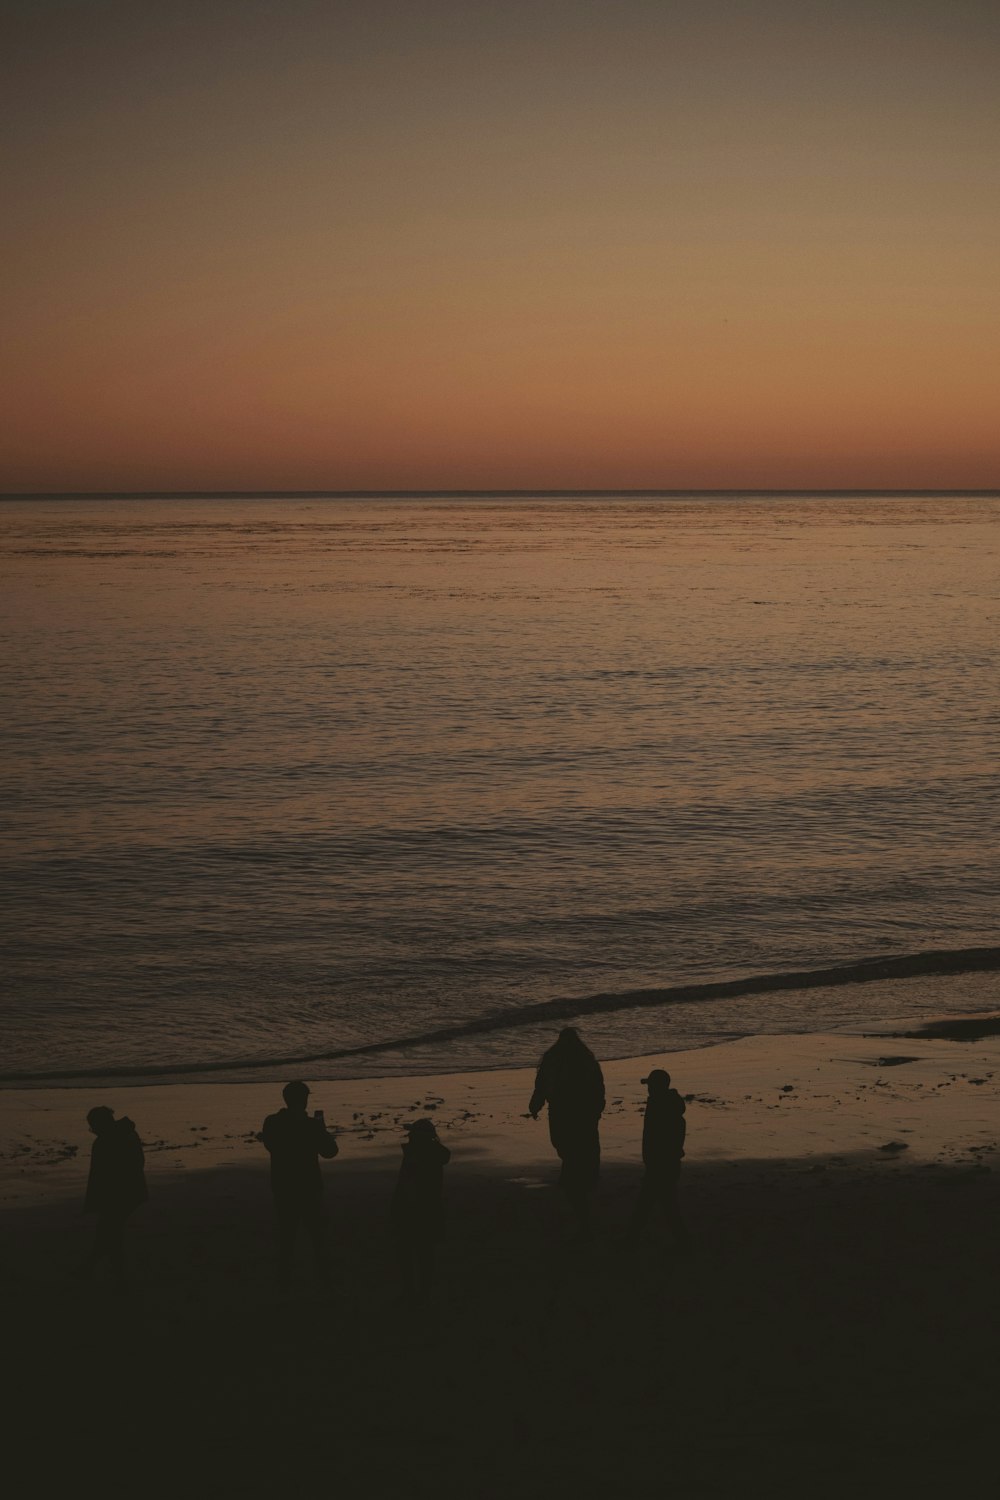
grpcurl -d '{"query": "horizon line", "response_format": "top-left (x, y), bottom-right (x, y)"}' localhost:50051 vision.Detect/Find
top-left (2, 487), bottom-right (999, 502)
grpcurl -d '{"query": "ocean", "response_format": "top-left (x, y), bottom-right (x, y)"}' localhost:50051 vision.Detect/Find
top-left (1, 493), bottom-right (998, 1085)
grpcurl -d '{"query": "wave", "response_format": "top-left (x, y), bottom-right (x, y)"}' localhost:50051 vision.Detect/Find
top-left (4, 944), bottom-right (999, 1087)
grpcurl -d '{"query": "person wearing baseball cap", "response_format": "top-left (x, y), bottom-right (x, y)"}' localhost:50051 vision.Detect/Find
top-left (626, 1068), bottom-right (690, 1250)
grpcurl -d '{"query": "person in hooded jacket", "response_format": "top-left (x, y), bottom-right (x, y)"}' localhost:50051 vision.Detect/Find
top-left (82, 1106), bottom-right (147, 1289)
top-left (261, 1080), bottom-right (339, 1282)
top-left (391, 1117), bottom-right (451, 1302)
top-left (626, 1069), bottom-right (689, 1248)
top-left (528, 1026), bottom-right (605, 1238)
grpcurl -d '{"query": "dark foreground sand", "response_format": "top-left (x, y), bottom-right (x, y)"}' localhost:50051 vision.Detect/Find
top-left (3, 1024), bottom-right (999, 1497)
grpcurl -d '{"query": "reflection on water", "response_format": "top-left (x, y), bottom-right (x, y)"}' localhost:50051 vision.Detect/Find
top-left (1, 494), bottom-right (998, 1081)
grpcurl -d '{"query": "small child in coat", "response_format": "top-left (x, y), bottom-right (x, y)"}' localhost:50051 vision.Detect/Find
top-left (626, 1069), bottom-right (689, 1249)
top-left (391, 1117), bottom-right (451, 1301)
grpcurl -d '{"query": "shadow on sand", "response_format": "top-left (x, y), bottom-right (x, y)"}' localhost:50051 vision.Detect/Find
top-left (3, 1151), bottom-right (998, 1496)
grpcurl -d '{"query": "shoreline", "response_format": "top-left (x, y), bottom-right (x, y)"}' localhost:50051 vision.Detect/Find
top-left (4, 1007), bottom-right (998, 1212)
top-left (4, 955), bottom-right (999, 1092)
top-left (5, 1008), bottom-right (999, 1494)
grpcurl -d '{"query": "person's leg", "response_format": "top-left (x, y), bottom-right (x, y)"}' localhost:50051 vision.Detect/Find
top-left (552, 1124), bottom-right (573, 1202)
top-left (273, 1196), bottom-right (297, 1281)
top-left (561, 1157), bottom-right (593, 1237)
top-left (573, 1185), bottom-right (593, 1238)
top-left (553, 1119), bottom-right (597, 1237)
top-left (396, 1232), bottom-right (418, 1301)
top-left (415, 1239), bottom-right (436, 1296)
top-left (401, 1236), bottom-right (437, 1296)
top-left (301, 1194), bottom-right (329, 1279)
top-left (662, 1168), bottom-right (689, 1247)
top-left (575, 1120), bottom-right (600, 1230)
top-left (626, 1174), bottom-right (656, 1244)
top-left (95, 1210), bottom-right (129, 1289)
top-left (583, 1119), bottom-right (601, 1191)
top-left (79, 1221), bottom-right (102, 1279)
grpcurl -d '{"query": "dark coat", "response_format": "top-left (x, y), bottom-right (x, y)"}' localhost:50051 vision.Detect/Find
top-left (529, 1045), bottom-right (606, 1126)
top-left (391, 1134), bottom-right (451, 1240)
top-left (529, 1042), bottom-right (605, 1187)
top-left (261, 1108), bottom-right (339, 1198)
top-left (85, 1117), bottom-right (147, 1215)
top-left (642, 1089), bottom-right (686, 1172)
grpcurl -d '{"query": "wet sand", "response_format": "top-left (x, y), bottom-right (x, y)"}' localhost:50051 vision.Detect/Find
top-left (3, 1020), bottom-right (999, 1496)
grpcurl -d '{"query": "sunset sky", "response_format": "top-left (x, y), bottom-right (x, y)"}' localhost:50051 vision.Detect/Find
top-left (2, 0), bottom-right (998, 492)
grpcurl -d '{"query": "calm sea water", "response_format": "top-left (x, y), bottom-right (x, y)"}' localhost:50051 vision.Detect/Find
top-left (1, 494), bottom-right (998, 1085)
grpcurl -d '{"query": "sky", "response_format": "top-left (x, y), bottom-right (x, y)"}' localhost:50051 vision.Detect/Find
top-left (2, 0), bottom-right (998, 492)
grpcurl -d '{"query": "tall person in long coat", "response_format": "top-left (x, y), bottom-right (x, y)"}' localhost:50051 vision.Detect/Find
top-left (528, 1027), bottom-right (605, 1238)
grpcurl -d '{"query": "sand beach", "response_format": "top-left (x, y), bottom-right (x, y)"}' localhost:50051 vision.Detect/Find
top-left (6, 1), bottom-right (1000, 1493)
top-left (3, 1013), bottom-right (999, 1496)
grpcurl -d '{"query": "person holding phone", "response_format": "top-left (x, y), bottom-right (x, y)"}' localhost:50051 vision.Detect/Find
top-left (261, 1080), bottom-right (339, 1283)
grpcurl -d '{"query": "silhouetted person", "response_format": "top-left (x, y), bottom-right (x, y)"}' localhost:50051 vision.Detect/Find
top-left (626, 1069), bottom-right (689, 1249)
top-left (391, 1117), bottom-right (451, 1302)
top-left (82, 1106), bottom-right (147, 1291)
top-left (261, 1080), bottom-right (339, 1283)
top-left (529, 1026), bottom-right (605, 1238)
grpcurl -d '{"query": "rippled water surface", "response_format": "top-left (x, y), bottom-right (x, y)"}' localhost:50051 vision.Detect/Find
top-left (1, 494), bottom-right (998, 1082)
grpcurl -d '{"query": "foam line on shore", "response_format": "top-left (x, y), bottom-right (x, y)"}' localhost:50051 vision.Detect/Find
top-left (4, 943), bottom-right (999, 1087)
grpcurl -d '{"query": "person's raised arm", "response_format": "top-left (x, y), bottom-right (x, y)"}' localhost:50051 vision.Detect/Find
top-left (313, 1109), bottom-right (339, 1157)
top-left (528, 1058), bottom-right (549, 1119)
top-left (261, 1113), bottom-right (279, 1153)
top-left (593, 1061), bottom-right (606, 1117)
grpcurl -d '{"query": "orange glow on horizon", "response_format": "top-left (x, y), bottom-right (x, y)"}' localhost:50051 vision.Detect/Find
top-left (2, 1), bottom-right (998, 492)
